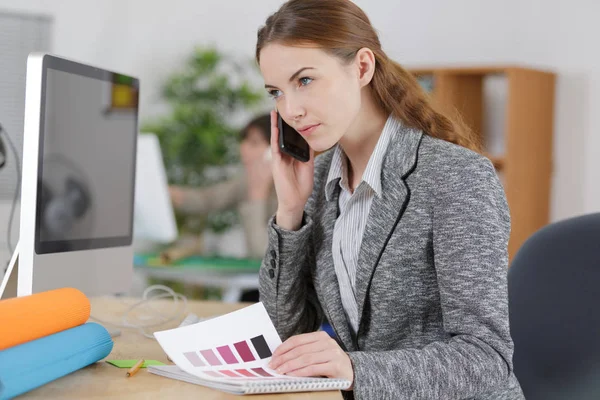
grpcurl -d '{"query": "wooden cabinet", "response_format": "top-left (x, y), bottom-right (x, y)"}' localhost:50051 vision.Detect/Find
top-left (408, 66), bottom-right (556, 261)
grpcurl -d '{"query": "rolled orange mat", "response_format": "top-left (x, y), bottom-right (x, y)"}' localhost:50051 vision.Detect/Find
top-left (0, 287), bottom-right (90, 351)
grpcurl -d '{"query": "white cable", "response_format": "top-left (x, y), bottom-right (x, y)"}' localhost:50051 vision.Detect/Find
top-left (90, 284), bottom-right (189, 339)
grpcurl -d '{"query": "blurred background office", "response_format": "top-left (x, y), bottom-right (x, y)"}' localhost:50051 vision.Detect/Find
top-left (0, 0), bottom-right (599, 301)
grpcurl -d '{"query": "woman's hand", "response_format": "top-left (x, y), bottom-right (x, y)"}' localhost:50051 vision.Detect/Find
top-left (268, 331), bottom-right (354, 389)
top-left (269, 110), bottom-right (315, 230)
top-left (169, 185), bottom-right (185, 208)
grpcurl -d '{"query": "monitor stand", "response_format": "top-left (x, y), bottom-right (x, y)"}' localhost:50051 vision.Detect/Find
top-left (0, 241), bottom-right (19, 299)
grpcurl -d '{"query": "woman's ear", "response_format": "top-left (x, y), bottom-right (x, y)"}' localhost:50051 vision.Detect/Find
top-left (355, 47), bottom-right (376, 88)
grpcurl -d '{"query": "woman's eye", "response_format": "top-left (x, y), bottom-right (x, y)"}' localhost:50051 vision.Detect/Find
top-left (268, 78), bottom-right (311, 99)
top-left (268, 89), bottom-right (282, 99)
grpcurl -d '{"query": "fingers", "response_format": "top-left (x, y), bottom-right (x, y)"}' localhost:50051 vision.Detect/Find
top-left (276, 349), bottom-right (335, 376)
top-left (270, 336), bottom-right (331, 370)
top-left (285, 360), bottom-right (338, 378)
top-left (273, 331), bottom-right (329, 358)
top-left (267, 331), bottom-right (353, 383)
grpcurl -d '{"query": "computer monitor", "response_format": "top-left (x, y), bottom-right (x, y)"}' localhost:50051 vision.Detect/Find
top-left (133, 133), bottom-right (178, 245)
top-left (0, 53), bottom-right (139, 298)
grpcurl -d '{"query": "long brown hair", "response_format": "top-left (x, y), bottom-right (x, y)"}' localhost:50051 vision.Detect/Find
top-left (256, 0), bottom-right (480, 152)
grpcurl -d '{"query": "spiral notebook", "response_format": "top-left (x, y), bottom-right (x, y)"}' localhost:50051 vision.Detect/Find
top-left (151, 303), bottom-right (351, 395)
top-left (148, 365), bottom-right (350, 394)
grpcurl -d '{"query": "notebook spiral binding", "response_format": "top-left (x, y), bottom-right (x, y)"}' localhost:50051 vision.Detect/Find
top-left (245, 378), bottom-right (350, 393)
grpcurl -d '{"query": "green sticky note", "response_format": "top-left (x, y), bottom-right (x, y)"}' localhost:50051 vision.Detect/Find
top-left (105, 360), bottom-right (166, 368)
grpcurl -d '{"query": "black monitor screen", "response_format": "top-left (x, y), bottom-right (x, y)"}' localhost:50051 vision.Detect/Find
top-left (35, 56), bottom-right (139, 254)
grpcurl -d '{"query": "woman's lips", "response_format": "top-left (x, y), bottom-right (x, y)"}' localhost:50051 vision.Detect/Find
top-left (298, 124), bottom-right (320, 136)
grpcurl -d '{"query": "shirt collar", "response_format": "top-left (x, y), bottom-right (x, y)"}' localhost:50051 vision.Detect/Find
top-left (325, 115), bottom-right (400, 201)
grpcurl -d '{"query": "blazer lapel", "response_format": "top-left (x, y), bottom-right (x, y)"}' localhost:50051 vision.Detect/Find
top-left (311, 150), bottom-right (356, 351)
top-left (354, 124), bottom-right (423, 340)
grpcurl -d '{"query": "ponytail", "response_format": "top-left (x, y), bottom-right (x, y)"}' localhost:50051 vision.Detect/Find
top-left (371, 55), bottom-right (481, 152)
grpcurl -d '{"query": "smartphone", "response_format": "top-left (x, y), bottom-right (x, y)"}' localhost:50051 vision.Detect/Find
top-left (277, 112), bottom-right (310, 162)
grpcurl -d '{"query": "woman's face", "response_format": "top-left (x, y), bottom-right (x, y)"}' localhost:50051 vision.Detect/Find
top-left (259, 44), bottom-right (363, 152)
top-left (240, 127), bottom-right (270, 165)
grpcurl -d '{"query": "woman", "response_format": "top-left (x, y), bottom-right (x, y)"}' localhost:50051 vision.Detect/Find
top-left (169, 114), bottom-right (277, 259)
top-left (256, 1), bottom-right (525, 399)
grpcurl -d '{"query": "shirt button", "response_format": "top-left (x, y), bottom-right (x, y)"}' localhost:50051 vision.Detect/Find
top-left (269, 269), bottom-right (275, 279)
top-left (270, 259), bottom-right (276, 268)
top-left (270, 250), bottom-right (276, 259)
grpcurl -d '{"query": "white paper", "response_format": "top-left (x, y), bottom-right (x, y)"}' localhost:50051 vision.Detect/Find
top-left (154, 303), bottom-right (293, 381)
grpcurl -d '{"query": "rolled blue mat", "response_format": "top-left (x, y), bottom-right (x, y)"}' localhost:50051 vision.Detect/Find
top-left (0, 322), bottom-right (113, 400)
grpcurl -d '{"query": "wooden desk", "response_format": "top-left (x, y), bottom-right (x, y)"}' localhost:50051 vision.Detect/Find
top-left (21, 297), bottom-right (342, 400)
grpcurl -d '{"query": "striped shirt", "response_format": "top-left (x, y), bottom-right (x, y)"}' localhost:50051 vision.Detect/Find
top-left (325, 115), bottom-right (400, 333)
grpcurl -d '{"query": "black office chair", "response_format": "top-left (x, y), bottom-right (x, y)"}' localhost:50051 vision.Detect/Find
top-left (508, 213), bottom-right (600, 400)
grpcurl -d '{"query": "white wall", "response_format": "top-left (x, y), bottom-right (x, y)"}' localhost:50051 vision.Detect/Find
top-left (355, 0), bottom-right (600, 221)
top-left (512, 0), bottom-right (600, 219)
top-left (0, 0), bottom-right (599, 259)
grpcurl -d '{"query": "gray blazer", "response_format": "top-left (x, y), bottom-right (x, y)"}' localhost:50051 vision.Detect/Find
top-left (259, 122), bottom-right (525, 400)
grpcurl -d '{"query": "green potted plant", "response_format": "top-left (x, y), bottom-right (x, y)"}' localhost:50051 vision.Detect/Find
top-left (142, 46), bottom-right (266, 238)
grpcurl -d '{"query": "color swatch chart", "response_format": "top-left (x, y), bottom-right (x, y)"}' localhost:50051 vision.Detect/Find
top-left (154, 303), bottom-right (288, 380)
top-left (183, 334), bottom-right (284, 378)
